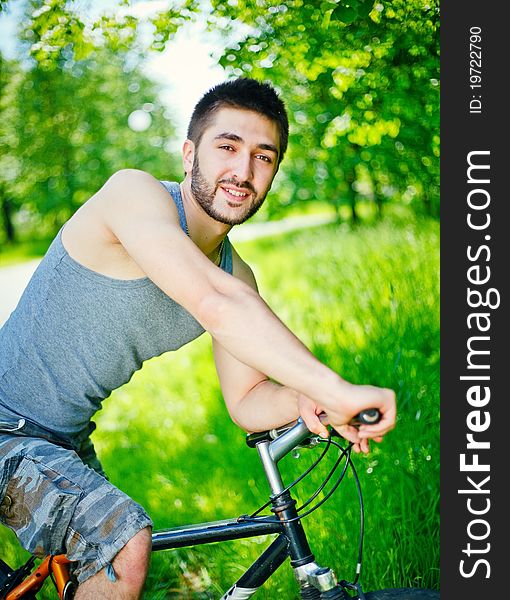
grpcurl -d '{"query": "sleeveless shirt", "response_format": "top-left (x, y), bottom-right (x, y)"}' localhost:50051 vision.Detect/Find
top-left (0, 181), bottom-right (233, 439)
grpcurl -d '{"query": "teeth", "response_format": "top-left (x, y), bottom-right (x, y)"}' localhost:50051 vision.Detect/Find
top-left (226, 188), bottom-right (247, 197)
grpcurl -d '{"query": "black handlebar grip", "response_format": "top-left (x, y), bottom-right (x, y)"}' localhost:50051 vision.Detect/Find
top-left (350, 408), bottom-right (382, 426)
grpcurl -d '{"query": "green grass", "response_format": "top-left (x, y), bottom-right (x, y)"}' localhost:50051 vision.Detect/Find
top-left (0, 237), bottom-right (54, 267)
top-left (0, 215), bottom-right (439, 598)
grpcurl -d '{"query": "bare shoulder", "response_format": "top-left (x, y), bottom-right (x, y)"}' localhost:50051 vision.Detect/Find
top-left (231, 245), bottom-right (258, 291)
top-left (74, 168), bottom-right (182, 247)
top-left (67, 169), bottom-right (179, 231)
top-left (100, 168), bottom-right (163, 194)
top-left (95, 169), bottom-right (179, 224)
top-left (61, 169), bottom-right (181, 278)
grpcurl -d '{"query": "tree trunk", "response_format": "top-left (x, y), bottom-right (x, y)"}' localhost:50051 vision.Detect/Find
top-left (346, 183), bottom-right (358, 224)
top-left (375, 193), bottom-right (384, 219)
top-left (423, 192), bottom-right (433, 216)
top-left (350, 198), bottom-right (358, 224)
top-left (345, 168), bottom-right (358, 224)
top-left (1, 196), bottom-right (16, 243)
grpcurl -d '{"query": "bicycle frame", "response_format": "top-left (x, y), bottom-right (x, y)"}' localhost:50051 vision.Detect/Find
top-left (3, 554), bottom-right (74, 600)
top-left (3, 418), bottom-right (344, 599)
top-left (152, 418), bottom-right (341, 598)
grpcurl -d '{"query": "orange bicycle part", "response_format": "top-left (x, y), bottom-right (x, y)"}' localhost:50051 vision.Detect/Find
top-left (6, 555), bottom-right (73, 600)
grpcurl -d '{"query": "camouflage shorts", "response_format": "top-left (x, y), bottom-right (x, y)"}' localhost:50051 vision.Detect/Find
top-left (0, 433), bottom-right (153, 584)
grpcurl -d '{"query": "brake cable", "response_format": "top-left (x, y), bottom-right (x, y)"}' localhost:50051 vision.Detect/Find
top-left (239, 435), bottom-right (366, 586)
top-left (245, 435), bottom-right (352, 523)
top-left (275, 443), bottom-right (352, 522)
top-left (246, 435), bottom-right (334, 519)
top-left (295, 440), bottom-right (351, 513)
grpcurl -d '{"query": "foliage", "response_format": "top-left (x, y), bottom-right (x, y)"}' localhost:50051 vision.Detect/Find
top-left (0, 54), bottom-right (20, 242)
top-left (0, 3), bottom-right (440, 596)
top-left (0, 0), bottom-right (439, 244)
top-left (208, 0), bottom-right (440, 220)
top-left (12, 0), bottom-right (200, 66)
top-left (0, 47), bottom-right (181, 242)
top-left (0, 215), bottom-right (440, 597)
top-left (0, 0), bottom-right (195, 244)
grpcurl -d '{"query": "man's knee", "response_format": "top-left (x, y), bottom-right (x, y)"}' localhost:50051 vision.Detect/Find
top-left (121, 526), bottom-right (152, 560)
top-left (112, 526), bottom-right (152, 588)
top-left (76, 527), bottom-right (152, 598)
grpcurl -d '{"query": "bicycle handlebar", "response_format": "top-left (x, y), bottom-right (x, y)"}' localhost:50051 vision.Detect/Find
top-left (245, 409), bottom-right (382, 451)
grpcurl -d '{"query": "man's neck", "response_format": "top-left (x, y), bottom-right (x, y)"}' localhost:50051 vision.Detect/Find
top-left (179, 179), bottom-right (231, 258)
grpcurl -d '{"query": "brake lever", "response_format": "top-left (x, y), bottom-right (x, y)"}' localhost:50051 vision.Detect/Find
top-left (299, 408), bottom-right (383, 447)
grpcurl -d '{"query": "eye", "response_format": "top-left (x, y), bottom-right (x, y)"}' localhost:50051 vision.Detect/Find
top-left (219, 144), bottom-right (235, 152)
top-left (256, 154), bottom-right (273, 164)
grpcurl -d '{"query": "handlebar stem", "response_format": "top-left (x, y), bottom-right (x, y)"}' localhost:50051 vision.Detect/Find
top-left (256, 418), bottom-right (320, 495)
top-left (257, 441), bottom-right (285, 495)
top-left (256, 418), bottom-right (315, 495)
top-left (269, 418), bottom-right (313, 463)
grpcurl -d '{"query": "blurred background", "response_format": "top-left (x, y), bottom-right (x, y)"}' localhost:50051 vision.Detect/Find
top-left (0, 0), bottom-right (439, 253)
top-left (0, 1), bottom-right (439, 598)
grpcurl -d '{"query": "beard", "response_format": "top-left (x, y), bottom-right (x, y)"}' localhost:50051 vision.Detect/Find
top-left (190, 157), bottom-right (267, 226)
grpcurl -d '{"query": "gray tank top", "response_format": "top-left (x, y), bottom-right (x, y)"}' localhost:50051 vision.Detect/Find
top-left (0, 181), bottom-right (232, 439)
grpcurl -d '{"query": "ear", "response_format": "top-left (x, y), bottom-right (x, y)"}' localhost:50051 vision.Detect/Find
top-left (182, 139), bottom-right (195, 175)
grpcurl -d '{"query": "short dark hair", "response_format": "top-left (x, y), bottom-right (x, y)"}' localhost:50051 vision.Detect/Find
top-left (187, 78), bottom-right (289, 165)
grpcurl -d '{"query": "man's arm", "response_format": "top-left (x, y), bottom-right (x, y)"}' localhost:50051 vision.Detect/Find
top-left (97, 169), bottom-right (396, 445)
top-left (212, 249), bottom-right (385, 453)
top-left (211, 250), bottom-right (330, 438)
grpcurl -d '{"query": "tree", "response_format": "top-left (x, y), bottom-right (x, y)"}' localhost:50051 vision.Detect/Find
top-left (0, 53), bottom-right (23, 242)
top-left (0, 0), bottom-right (196, 242)
top-left (4, 48), bottom-right (181, 239)
top-left (209, 0), bottom-right (440, 220)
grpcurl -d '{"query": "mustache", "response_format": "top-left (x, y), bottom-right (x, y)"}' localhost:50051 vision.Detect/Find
top-left (217, 178), bottom-right (256, 194)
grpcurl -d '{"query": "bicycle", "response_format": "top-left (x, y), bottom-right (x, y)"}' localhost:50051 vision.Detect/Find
top-left (1, 410), bottom-right (439, 599)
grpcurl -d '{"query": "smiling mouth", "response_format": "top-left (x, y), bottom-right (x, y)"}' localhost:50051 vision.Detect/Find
top-left (220, 186), bottom-right (251, 203)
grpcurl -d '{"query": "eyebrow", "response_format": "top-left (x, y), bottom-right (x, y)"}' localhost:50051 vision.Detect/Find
top-left (214, 132), bottom-right (279, 156)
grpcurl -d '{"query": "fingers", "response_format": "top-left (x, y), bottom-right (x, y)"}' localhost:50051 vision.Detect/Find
top-left (358, 417), bottom-right (395, 439)
top-left (297, 382), bottom-right (397, 451)
top-left (360, 437), bottom-right (370, 453)
top-left (357, 389), bottom-right (397, 439)
top-left (333, 424), bottom-right (361, 445)
top-left (333, 424), bottom-right (382, 454)
top-left (299, 402), bottom-right (329, 438)
top-left (351, 438), bottom-right (370, 454)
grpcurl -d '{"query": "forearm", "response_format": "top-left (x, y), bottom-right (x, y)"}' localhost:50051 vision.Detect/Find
top-left (100, 170), bottom-right (395, 446)
top-left (228, 379), bottom-right (302, 433)
top-left (203, 281), bottom-right (343, 409)
top-left (207, 281), bottom-right (395, 445)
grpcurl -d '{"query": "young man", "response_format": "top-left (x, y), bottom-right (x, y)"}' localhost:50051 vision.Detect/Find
top-left (0, 78), bottom-right (396, 599)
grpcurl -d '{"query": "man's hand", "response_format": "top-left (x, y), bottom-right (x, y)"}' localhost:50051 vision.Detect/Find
top-left (296, 383), bottom-right (396, 455)
top-left (296, 394), bottom-right (330, 439)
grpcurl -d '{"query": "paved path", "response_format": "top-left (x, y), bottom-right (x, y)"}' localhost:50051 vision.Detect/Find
top-left (0, 213), bottom-right (334, 326)
top-left (0, 259), bottom-right (42, 326)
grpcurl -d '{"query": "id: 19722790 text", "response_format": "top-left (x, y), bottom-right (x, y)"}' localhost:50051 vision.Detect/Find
top-left (469, 26), bottom-right (482, 114)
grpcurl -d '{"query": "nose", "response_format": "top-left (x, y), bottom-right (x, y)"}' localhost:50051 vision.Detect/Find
top-left (231, 151), bottom-right (253, 184)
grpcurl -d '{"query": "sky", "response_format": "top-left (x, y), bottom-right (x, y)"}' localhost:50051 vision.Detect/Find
top-left (145, 26), bottom-right (227, 140)
top-left (0, 0), bottom-right (228, 142)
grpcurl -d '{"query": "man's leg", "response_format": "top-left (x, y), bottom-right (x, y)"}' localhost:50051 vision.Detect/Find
top-left (74, 526), bottom-right (152, 600)
top-left (0, 435), bottom-right (153, 595)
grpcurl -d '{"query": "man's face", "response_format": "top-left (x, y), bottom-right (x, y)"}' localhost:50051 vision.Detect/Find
top-left (187, 107), bottom-right (280, 226)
